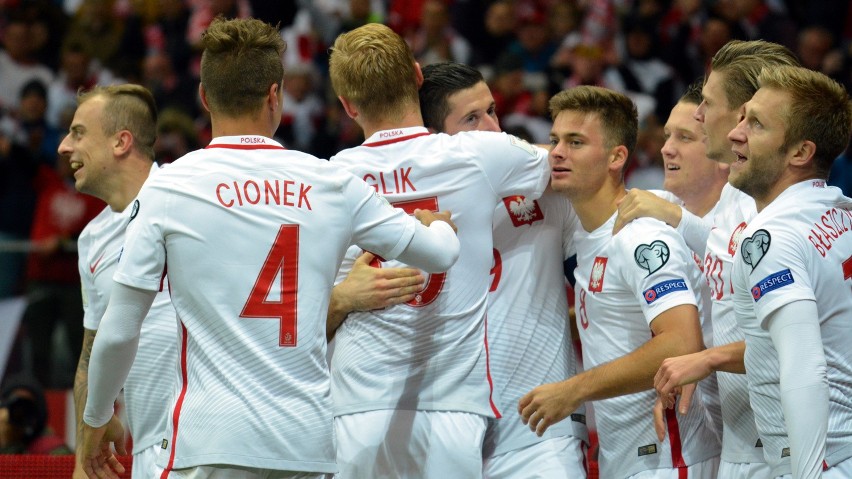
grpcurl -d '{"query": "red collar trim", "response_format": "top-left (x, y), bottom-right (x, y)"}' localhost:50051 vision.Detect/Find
top-left (364, 132), bottom-right (431, 147)
top-left (206, 144), bottom-right (287, 150)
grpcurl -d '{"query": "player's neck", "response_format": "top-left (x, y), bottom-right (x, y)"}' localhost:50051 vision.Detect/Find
top-left (107, 157), bottom-right (153, 212)
top-left (681, 182), bottom-right (725, 219)
top-left (572, 185), bottom-right (627, 233)
top-left (209, 113), bottom-right (275, 141)
top-left (359, 107), bottom-right (424, 139)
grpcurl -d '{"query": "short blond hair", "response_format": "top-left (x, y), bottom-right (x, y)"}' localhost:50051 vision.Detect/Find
top-left (200, 17), bottom-right (285, 117)
top-left (710, 40), bottom-right (799, 110)
top-left (329, 23), bottom-right (420, 123)
top-left (78, 84), bottom-right (158, 160)
top-left (758, 66), bottom-right (852, 177)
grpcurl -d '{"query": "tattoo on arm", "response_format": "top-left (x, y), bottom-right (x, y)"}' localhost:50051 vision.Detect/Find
top-left (74, 328), bottom-right (97, 446)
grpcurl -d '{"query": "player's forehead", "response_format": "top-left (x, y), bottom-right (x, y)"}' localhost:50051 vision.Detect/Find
top-left (446, 81), bottom-right (494, 113)
top-left (551, 110), bottom-right (602, 137)
top-left (665, 102), bottom-right (702, 132)
top-left (701, 71), bottom-right (728, 104)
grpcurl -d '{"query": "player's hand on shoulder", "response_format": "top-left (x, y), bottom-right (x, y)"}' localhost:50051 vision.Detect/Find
top-left (614, 188), bottom-right (681, 234)
top-left (415, 209), bottom-right (457, 233)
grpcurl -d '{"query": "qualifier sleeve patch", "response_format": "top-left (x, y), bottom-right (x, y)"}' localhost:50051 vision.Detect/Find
top-left (643, 278), bottom-right (688, 304)
top-left (635, 240), bottom-right (670, 276)
top-left (751, 268), bottom-right (794, 301)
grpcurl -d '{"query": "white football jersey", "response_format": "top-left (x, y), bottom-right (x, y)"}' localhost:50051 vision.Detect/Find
top-left (574, 213), bottom-right (720, 479)
top-left (483, 189), bottom-right (587, 458)
top-left (115, 136), bottom-right (431, 473)
top-left (732, 180), bottom-right (852, 477)
top-left (329, 127), bottom-right (549, 419)
top-left (704, 183), bottom-right (766, 465)
top-left (78, 164), bottom-right (176, 455)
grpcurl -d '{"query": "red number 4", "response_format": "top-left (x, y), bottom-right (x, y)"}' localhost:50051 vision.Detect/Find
top-left (241, 225), bottom-right (299, 347)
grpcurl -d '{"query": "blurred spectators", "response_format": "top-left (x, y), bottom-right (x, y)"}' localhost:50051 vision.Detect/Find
top-left (46, 42), bottom-right (99, 130)
top-left (0, 17), bottom-right (55, 114)
top-left (19, 158), bottom-right (103, 389)
top-left (155, 108), bottom-right (200, 164)
top-left (408, 0), bottom-right (471, 66)
top-left (10, 81), bottom-right (62, 167)
top-left (0, 375), bottom-right (70, 454)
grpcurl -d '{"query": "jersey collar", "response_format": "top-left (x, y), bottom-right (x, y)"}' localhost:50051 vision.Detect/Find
top-left (362, 127), bottom-right (431, 147)
top-left (206, 136), bottom-right (286, 150)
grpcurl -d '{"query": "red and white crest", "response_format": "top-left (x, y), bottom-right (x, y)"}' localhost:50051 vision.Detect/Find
top-left (728, 222), bottom-right (748, 256)
top-left (503, 195), bottom-right (544, 227)
top-left (589, 256), bottom-right (608, 292)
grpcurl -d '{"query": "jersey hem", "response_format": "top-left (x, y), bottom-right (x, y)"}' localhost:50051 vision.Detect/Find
top-left (333, 401), bottom-right (496, 418)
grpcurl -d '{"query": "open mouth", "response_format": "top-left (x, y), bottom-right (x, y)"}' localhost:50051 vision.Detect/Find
top-left (70, 161), bottom-right (83, 170)
top-left (665, 164), bottom-right (680, 171)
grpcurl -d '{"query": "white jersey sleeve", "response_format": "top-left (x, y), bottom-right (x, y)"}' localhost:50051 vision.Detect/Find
top-left (615, 218), bottom-right (699, 323)
top-left (733, 180), bottom-right (852, 476)
top-left (452, 131), bottom-right (550, 201)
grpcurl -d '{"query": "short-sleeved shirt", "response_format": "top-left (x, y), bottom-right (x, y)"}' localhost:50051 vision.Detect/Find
top-left (574, 213), bottom-right (720, 479)
top-left (329, 127), bottom-right (549, 419)
top-left (77, 163), bottom-right (175, 455)
top-left (115, 136), bottom-right (427, 472)
top-left (484, 189), bottom-right (587, 457)
top-left (732, 180), bottom-right (852, 477)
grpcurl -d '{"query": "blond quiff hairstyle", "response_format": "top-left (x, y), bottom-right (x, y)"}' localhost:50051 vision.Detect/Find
top-left (709, 40), bottom-right (799, 110)
top-left (329, 23), bottom-right (420, 123)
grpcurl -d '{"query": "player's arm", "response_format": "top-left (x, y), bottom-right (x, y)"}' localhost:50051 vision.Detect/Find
top-left (327, 252), bottom-right (424, 341)
top-left (767, 299), bottom-right (827, 479)
top-left (520, 303), bottom-right (703, 436)
top-left (392, 209), bottom-right (459, 273)
top-left (614, 189), bottom-right (710, 255)
top-left (654, 340), bottom-right (746, 405)
top-left (78, 283), bottom-right (155, 478)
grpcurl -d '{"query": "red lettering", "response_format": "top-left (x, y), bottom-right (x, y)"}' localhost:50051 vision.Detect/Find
top-left (283, 180), bottom-right (295, 206)
top-left (298, 184), bottom-right (312, 210)
top-left (814, 222), bottom-right (834, 252)
top-left (232, 181), bottom-right (244, 205)
top-left (822, 214), bottom-right (838, 239)
top-left (380, 172), bottom-right (393, 195)
top-left (244, 180), bottom-right (261, 205)
top-left (265, 180), bottom-right (280, 205)
top-left (809, 233), bottom-right (827, 257)
top-left (400, 167), bottom-right (415, 192)
top-left (363, 173), bottom-right (379, 192)
top-left (216, 183), bottom-right (234, 207)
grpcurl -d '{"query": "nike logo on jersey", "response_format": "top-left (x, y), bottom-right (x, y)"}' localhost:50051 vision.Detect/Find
top-left (89, 253), bottom-right (106, 274)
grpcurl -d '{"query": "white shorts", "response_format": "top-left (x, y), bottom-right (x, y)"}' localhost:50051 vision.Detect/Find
top-left (626, 456), bottom-right (720, 479)
top-left (152, 464), bottom-right (332, 479)
top-left (335, 409), bottom-right (488, 479)
top-left (718, 459), bottom-right (772, 479)
top-left (776, 456), bottom-right (852, 479)
top-left (483, 436), bottom-right (587, 478)
top-left (132, 443), bottom-right (161, 479)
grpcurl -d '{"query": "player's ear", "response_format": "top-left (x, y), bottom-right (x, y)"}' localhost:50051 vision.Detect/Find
top-left (338, 96), bottom-right (359, 121)
top-left (199, 84), bottom-right (211, 113)
top-left (114, 130), bottom-right (134, 157)
top-left (789, 139), bottom-right (816, 168)
top-left (609, 145), bottom-right (628, 172)
top-left (414, 62), bottom-right (424, 89)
